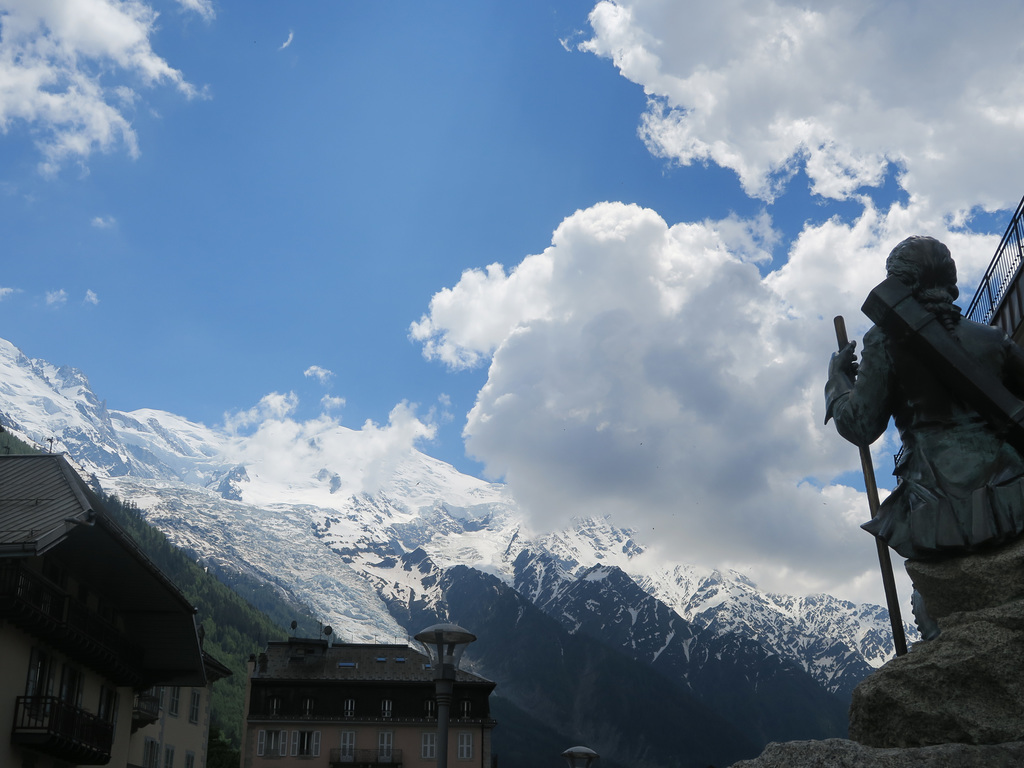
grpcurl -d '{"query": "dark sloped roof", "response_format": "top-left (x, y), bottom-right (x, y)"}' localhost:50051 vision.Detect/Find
top-left (258, 639), bottom-right (493, 687)
top-left (0, 453), bottom-right (96, 555)
top-left (0, 454), bottom-right (206, 685)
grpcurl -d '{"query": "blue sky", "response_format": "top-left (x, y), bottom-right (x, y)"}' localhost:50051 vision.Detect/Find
top-left (4, 0), bottom-right (1024, 602)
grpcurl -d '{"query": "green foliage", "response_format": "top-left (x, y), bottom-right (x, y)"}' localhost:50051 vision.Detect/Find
top-left (0, 428), bottom-right (42, 455)
top-left (100, 493), bottom-right (320, 748)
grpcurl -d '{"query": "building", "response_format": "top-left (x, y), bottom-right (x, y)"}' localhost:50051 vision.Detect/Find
top-left (0, 453), bottom-right (226, 768)
top-left (240, 637), bottom-right (497, 768)
top-left (127, 653), bottom-right (232, 768)
top-left (966, 194), bottom-right (1024, 341)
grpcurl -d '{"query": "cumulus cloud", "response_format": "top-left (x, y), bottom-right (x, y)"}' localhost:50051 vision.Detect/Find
top-left (222, 396), bottom-right (435, 498)
top-left (46, 289), bottom-right (67, 306)
top-left (0, 0), bottom-right (199, 174)
top-left (84, 289), bottom-right (99, 305)
top-left (223, 391), bottom-right (299, 434)
top-left (304, 365), bottom-right (334, 385)
top-left (579, 0), bottom-right (1024, 219)
top-left (414, 197), bottom-right (1006, 602)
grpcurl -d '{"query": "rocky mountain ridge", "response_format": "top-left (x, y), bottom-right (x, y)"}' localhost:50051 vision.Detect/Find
top-left (0, 336), bottom-right (911, 764)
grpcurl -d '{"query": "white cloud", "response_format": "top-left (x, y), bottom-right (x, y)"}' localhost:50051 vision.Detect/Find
top-left (174, 0), bottom-right (215, 22)
top-left (579, 0), bottom-right (1024, 219)
top-left (0, 0), bottom-right (199, 174)
top-left (414, 199), bottom-right (1001, 604)
top-left (84, 289), bottom-right (99, 305)
top-left (91, 215), bottom-right (116, 228)
top-left (304, 365), bottom-right (334, 385)
top-left (222, 396), bottom-right (435, 498)
top-left (0, 286), bottom-right (16, 300)
top-left (279, 30), bottom-right (294, 50)
top-left (321, 395), bottom-right (346, 411)
top-left (223, 391), bottom-right (299, 434)
top-left (46, 289), bottom-right (67, 306)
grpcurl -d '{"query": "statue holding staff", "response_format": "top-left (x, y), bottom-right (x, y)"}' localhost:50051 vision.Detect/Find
top-left (825, 235), bottom-right (1024, 639)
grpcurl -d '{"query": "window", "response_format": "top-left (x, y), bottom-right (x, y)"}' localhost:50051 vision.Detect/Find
top-left (164, 745), bottom-right (175, 768)
top-left (158, 686), bottom-right (165, 711)
top-left (424, 698), bottom-right (436, 719)
top-left (169, 686), bottom-right (180, 716)
top-left (268, 695), bottom-right (281, 715)
top-left (189, 690), bottom-right (201, 724)
top-left (98, 686), bottom-right (118, 724)
top-left (458, 732), bottom-right (473, 760)
top-left (343, 698), bottom-right (355, 718)
top-left (381, 698), bottom-right (392, 719)
top-left (257, 729), bottom-right (288, 757)
top-left (291, 730), bottom-right (320, 757)
top-left (142, 738), bottom-right (160, 768)
top-left (58, 665), bottom-right (83, 707)
top-left (421, 731), bottom-right (437, 759)
top-left (459, 699), bottom-right (472, 718)
top-left (25, 648), bottom-right (52, 697)
top-left (302, 697), bottom-right (314, 716)
top-left (378, 731), bottom-right (393, 762)
top-left (339, 731), bottom-right (355, 760)
top-left (184, 753), bottom-right (196, 768)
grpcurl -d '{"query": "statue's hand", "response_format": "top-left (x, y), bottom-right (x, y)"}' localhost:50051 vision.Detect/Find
top-left (829, 340), bottom-right (859, 380)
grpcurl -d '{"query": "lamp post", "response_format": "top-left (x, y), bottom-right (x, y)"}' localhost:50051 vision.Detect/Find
top-left (562, 746), bottom-right (599, 768)
top-left (415, 623), bottom-right (476, 768)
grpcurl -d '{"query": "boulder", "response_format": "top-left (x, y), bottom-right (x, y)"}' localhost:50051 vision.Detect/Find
top-left (728, 738), bottom-right (1024, 767)
top-left (847, 535), bottom-right (1024, 748)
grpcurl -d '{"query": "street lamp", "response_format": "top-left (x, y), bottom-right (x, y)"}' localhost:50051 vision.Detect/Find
top-left (415, 623), bottom-right (477, 768)
top-left (562, 746), bottom-right (599, 768)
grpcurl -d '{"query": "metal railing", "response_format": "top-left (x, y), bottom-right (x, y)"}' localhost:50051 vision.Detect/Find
top-left (966, 194), bottom-right (1024, 325)
top-left (11, 695), bottom-right (114, 764)
top-left (329, 747), bottom-right (403, 765)
top-left (0, 561), bottom-right (143, 684)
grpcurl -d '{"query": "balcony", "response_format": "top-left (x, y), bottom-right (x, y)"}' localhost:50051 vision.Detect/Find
top-left (966, 194), bottom-right (1024, 340)
top-left (132, 688), bottom-right (161, 731)
top-left (329, 747), bottom-right (403, 766)
top-left (0, 561), bottom-right (145, 685)
top-left (11, 695), bottom-right (114, 765)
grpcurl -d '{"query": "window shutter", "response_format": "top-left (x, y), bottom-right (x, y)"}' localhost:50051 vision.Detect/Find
top-left (312, 731), bottom-right (321, 757)
top-left (290, 730), bottom-right (298, 756)
top-left (257, 730), bottom-right (265, 756)
top-left (280, 730), bottom-right (288, 756)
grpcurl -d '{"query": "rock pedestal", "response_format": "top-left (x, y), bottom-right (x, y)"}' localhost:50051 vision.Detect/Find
top-left (848, 534), bottom-right (1024, 748)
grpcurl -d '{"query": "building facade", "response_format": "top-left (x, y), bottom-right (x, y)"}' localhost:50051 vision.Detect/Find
top-left (240, 637), bottom-right (496, 768)
top-left (0, 453), bottom-right (224, 768)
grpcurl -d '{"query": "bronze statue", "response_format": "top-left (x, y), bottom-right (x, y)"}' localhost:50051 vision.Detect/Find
top-left (826, 236), bottom-right (1024, 561)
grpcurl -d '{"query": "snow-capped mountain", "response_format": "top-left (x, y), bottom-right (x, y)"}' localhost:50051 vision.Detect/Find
top-left (0, 336), bottom-right (908, 761)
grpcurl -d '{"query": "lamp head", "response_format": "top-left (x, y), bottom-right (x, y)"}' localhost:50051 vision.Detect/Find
top-left (414, 623), bottom-right (476, 675)
top-left (561, 746), bottom-right (599, 768)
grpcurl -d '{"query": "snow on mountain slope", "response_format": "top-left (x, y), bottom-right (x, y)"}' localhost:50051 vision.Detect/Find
top-left (0, 335), bottom-right (902, 693)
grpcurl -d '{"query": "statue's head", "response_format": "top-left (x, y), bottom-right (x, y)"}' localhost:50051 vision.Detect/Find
top-left (885, 236), bottom-right (958, 301)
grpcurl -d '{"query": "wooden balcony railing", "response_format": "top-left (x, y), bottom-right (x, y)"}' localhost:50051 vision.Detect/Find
top-left (11, 695), bottom-right (114, 765)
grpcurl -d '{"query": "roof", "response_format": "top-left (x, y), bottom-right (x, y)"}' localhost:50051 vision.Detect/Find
top-left (255, 638), bottom-right (493, 687)
top-left (0, 454), bottom-right (206, 686)
top-left (0, 452), bottom-right (96, 556)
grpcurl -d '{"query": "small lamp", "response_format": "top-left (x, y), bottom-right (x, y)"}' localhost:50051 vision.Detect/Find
top-left (415, 623), bottom-right (477, 768)
top-left (562, 745), bottom-right (599, 768)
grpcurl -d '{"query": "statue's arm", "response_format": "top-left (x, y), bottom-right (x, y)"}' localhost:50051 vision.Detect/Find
top-left (825, 326), bottom-right (893, 446)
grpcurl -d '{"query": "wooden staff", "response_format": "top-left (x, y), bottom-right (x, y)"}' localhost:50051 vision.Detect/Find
top-left (834, 315), bottom-right (908, 657)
